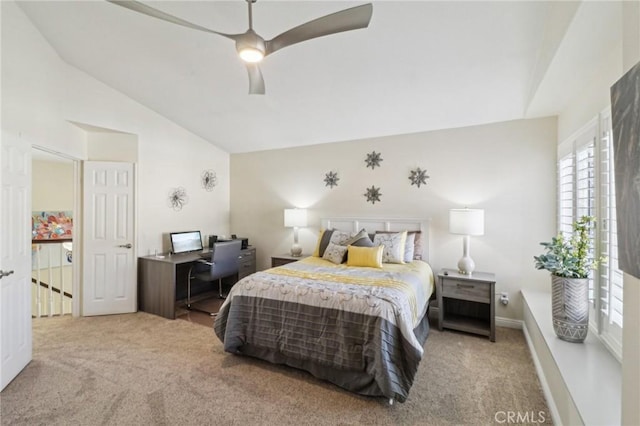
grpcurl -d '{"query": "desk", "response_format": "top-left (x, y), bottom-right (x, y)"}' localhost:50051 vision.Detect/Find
top-left (138, 247), bottom-right (256, 319)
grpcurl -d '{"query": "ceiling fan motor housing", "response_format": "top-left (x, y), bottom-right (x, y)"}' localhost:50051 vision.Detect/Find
top-left (236, 29), bottom-right (266, 62)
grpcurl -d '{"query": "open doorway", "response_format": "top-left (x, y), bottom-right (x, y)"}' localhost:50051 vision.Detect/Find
top-left (31, 148), bottom-right (79, 317)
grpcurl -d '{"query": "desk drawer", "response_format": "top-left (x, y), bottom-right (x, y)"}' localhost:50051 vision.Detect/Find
top-left (238, 248), bottom-right (256, 280)
top-left (238, 248), bottom-right (255, 261)
top-left (441, 279), bottom-right (490, 303)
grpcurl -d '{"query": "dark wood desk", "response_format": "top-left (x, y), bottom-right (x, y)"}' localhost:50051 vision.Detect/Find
top-left (138, 247), bottom-right (255, 319)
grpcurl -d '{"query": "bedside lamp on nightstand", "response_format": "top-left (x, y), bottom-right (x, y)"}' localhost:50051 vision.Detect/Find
top-left (284, 208), bottom-right (307, 257)
top-left (449, 208), bottom-right (484, 275)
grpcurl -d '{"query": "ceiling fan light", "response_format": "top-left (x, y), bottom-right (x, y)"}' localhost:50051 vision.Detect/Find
top-left (239, 47), bottom-right (264, 63)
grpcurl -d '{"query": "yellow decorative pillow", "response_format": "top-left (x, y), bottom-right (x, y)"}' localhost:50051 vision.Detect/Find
top-left (346, 245), bottom-right (383, 268)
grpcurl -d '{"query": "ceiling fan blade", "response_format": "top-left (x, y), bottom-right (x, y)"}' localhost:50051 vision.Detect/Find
top-left (246, 63), bottom-right (265, 95)
top-left (107, 0), bottom-right (241, 41)
top-left (265, 3), bottom-right (373, 56)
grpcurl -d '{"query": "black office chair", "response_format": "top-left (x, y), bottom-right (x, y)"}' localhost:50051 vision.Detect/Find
top-left (187, 240), bottom-right (242, 315)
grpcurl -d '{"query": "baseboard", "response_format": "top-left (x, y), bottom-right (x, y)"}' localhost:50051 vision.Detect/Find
top-left (522, 321), bottom-right (562, 426)
top-left (495, 316), bottom-right (522, 329)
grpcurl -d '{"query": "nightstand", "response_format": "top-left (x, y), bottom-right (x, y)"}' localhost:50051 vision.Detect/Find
top-left (437, 268), bottom-right (496, 341)
top-left (271, 254), bottom-right (309, 267)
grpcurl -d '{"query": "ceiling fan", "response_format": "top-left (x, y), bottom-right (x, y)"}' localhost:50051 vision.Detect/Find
top-left (107, 0), bottom-right (373, 94)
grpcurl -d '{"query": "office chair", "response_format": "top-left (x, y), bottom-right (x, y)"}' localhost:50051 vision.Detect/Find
top-left (187, 239), bottom-right (242, 316)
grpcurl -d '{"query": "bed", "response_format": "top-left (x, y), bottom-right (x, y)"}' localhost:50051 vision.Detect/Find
top-left (213, 218), bottom-right (434, 403)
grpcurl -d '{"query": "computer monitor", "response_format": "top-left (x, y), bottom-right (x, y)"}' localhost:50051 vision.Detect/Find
top-left (169, 231), bottom-right (203, 254)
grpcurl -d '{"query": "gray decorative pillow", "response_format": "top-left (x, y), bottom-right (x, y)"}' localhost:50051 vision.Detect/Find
top-left (373, 231), bottom-right (407, 264)
top-left (322, 243), bottom-right (348, 264)
top-left (344, 229), bottom-right (373, 247)
top-left (315, 229), bottom-right (335, 257)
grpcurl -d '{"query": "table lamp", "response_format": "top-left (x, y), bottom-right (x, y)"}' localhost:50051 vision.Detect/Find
top-left (284, 208), bottom-right (308, 257)
top-left (449, 208), bottom-right (484, 275)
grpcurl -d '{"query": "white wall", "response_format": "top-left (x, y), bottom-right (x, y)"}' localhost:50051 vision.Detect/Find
top-left (86, 131), bottom-right (138, 163)
top-left (31, 160), bottom-right (73, 212)
top-left (230, 116), bottom-right (557, 321)
top-left (557, 44), bottom-right (622, 142)
top-left (1, 1), bottom-right (231, 256)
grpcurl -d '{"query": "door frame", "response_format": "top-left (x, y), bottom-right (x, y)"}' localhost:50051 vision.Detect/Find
top-left (32, 146), bottom-right (82, 317)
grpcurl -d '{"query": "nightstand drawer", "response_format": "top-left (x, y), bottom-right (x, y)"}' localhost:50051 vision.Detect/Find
top-left (441, 279), bottom-right (490, 303)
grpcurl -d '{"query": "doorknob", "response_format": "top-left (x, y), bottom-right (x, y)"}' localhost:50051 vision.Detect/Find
top-left (0, 270), bottom-right (15, 279)
top-left (118, 243), bottom-right (133, 249)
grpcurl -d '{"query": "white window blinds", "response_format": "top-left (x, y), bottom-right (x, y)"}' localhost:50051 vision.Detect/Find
top-left (598, 110), bottom-right (623, 354)
top-left (557, 111), bottom-right (622, 359)
top-left (558, 121), bottom-right (597, 305)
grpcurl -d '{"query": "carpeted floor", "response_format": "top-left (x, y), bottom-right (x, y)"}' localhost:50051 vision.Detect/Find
top-left (0, 313), bottom-right (551, 425)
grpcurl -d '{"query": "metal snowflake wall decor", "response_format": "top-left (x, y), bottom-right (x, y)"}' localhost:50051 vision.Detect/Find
top-left (365, 151), bottom-right (383, 169)
top-left (201, 169), bottom-right (217, 191)
top-left (167, 187), bottom-right (189, 211)
top-left (409, 167), bottom-right (430, 188)
top-left (364, 185), bottom-right (382, 204)
top-left (324, 171), bottom-right (339, 188)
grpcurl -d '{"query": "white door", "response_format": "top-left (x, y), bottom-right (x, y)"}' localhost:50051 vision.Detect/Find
top-left (0, 131), bottom-right (32, 391)
top-left (82, 161), bottom-right (136, 316)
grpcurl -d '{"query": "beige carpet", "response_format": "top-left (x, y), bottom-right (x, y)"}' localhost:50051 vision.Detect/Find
top-left (0, 313), bottom-right (551, 425)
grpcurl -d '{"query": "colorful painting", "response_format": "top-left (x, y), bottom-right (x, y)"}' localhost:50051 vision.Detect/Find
top-left (32, 211), bottom-right (73, 240)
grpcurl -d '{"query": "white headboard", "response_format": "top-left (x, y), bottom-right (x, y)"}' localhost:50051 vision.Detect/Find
top-left (320, 217), bottom-right (431, 263)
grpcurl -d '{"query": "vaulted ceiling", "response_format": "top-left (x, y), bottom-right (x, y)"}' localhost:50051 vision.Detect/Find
top-left (17, 1), bottom-right (622, 153)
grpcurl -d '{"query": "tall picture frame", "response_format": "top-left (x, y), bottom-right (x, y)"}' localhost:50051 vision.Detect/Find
top-left (610, 60), bottom-right (640, 279)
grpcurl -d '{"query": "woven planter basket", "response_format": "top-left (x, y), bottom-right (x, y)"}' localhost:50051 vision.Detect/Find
top-left (551, 275), bottom-right (589, 343)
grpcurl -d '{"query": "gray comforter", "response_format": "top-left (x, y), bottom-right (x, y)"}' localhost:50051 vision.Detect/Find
top-left (213, 257), bottom-right (434, 402)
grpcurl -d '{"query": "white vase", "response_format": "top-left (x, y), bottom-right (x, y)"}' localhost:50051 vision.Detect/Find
top-left (551, 275), bottom-right (589, 343)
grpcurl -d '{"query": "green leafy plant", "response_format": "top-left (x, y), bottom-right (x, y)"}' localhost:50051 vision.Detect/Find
top-left (534, 216), bottom-right (605, 278)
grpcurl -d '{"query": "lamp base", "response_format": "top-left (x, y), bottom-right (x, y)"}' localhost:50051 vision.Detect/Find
top-left (457, 255), bottom-right (475, 275)
top-left (290, 243), bottom-right (302, 257)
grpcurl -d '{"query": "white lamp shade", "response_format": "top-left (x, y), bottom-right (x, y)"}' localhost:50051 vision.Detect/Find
top-left (284, 208), bottom-right (308, 228)
top-left (449, 208), bottom-right (484, 236)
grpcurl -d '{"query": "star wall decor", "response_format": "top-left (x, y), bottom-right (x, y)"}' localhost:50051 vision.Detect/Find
top-left (409, 167), bottom-right (430, 188)
top-left (201, 169), bottom-right (217, 191)
top-left (167, 187), bottom-right (189, 211)
top-left (365, 151), bottom-right (383, 169)
top-left (364, 185), bottom-right (382, 204)
top-left (324, 171), bottom-right (339, 188)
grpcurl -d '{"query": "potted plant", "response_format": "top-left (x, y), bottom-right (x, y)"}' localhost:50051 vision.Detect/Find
top-left (534, 216), bottom-right (604, 342)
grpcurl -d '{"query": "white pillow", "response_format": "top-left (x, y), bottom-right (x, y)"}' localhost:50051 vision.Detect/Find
top-left (329, 230), bottom-right (352, 246)
top-left (373, 231), bottom-right (407, 264)
top-left (322, 242), bottom-right (348, 264)
top-left (404, 232), bottom-right (416, 262)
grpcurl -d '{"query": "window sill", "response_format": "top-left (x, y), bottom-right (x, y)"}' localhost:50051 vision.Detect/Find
top-left (521, 289), bottom-right (621, 426)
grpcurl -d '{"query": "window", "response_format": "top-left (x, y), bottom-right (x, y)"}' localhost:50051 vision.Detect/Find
top-left (598, 110), bottom-right (623, 354)
top-left (557, 110), bottom-right (623, 360)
